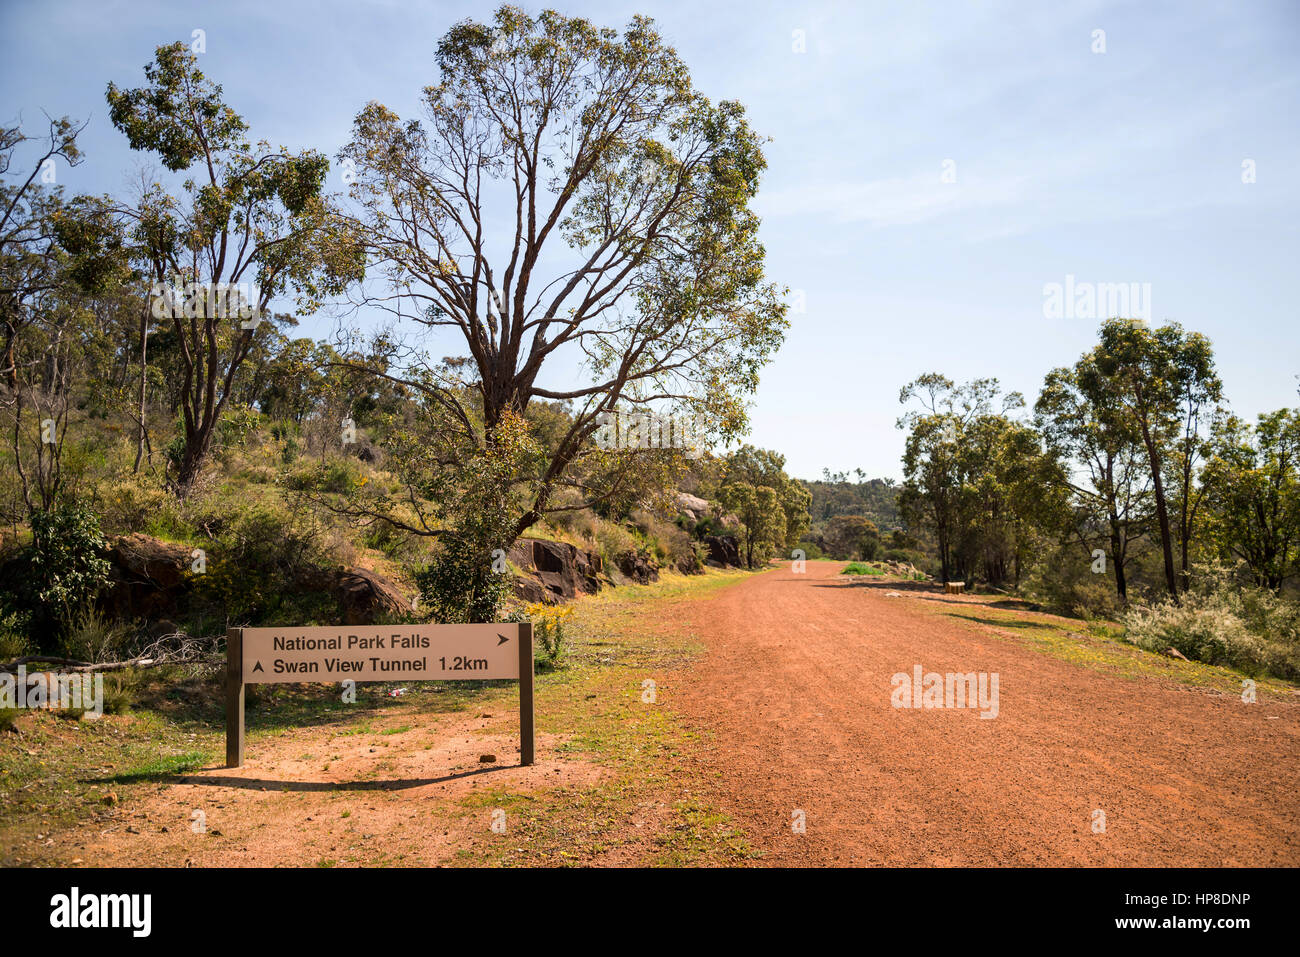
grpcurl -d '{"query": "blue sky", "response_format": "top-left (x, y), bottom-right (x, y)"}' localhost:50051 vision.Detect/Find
top-left (3, 0), bottom-right (1297, 480)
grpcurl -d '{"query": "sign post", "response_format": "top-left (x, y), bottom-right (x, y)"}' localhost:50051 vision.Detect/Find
top-left (225, 627), bottom-right (244, 768)
top-left (224, 622), bottom-right (535, 768)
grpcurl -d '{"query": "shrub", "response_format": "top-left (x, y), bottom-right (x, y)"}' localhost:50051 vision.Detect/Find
top-left (414, 535), bottom-right (512, 625)
top-left (526, 602), bottom-right (573, 667)
top-left (196, 500), bottom-right (329, 623)
top-left (595, 522), bottom-right (637, 565)
top-left (796, 540), bottom-right (827, 560)
top-left (0, 503), bottom-right (112, 648)
top-left (61, 608), bottom-right (136, 664)
top-left (101, 670), bottom-right (141, 714)
top-left (1021, 546), bottom-right (1123, 621)
top-left (0, 612), bottom-right (30, 661)
top-left (842, 561), bottom-right (884, 576)
top-left (95, 477), bottom-right (172, 538)
top-left (1123, 565), bottom-right (1300, 679)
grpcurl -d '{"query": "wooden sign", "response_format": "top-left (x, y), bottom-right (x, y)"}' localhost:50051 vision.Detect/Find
top-left (225, 623), bottom-right (534, 769)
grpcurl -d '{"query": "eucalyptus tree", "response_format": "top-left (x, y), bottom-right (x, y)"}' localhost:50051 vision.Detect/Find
top-left (1202, 409), bottom-right (1300, 591)
top-left (897, 374), bottom-right (1026, 584)
top-left (717, 445), bottom-right (811, 566)
top-left (1, 118), bottom-right (133, 517)
top-left (106, 42), bottom-right (362, 493)
top-left (338, 6), bottom-right (787, 544)
top-left (1077, 319), bottom-right (1220, 600)
top-left (1036, 362), bottom-right (1152, 602)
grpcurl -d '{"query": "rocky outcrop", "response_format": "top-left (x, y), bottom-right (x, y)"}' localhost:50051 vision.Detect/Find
top-left (102, 533), bottom-right (196, 619)
top-left (616, 549), bottom-right (660, 585)
top-left (99, 533), bottom-right (412, 625)
top-left (676, 548), bottom-right (705, 575)
top-left (508, 538), bottom-right (607, 601)
top-left (297, 566), bottom-right (411, 624)
top-left (703, 534), bottom-right (741, 567)
top-left (675, 491), bottom-right (712, 521)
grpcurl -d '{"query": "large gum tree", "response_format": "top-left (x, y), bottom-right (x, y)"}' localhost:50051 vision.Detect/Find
top-left (339, 5), bottom-right (787, 542)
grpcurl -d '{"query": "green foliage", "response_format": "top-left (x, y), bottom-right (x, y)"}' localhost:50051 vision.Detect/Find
top-left (716, 446), bottom-right (811, 568)
top-left (0, 612), bottom-right (31, 661)
top-left (101, 671), bottom-right (141, 715)
top-left (898, 375), bottom-right (1066, 586)
top-left (341, 5), bottom-right (788, 539)
top-left (527, 603), bottom-right (574, 668)
top-left (195, 500), bottom-right (331, 624)
top-left (1077, 319), bottom-right (1223, 599)
top-left (106, 41), bottom-right (364, 492)
top-left (0, 504), bottom-right (112, 647)
top-left (60, 608), bottom-right (134, 664)
top-left (841, 562), bottom-right (884, 576)
top-left (1021, 542), bottom-right (1124, 621)
top-left (1123, 565), bottom-right (1300, 679)
top-left (414, 411), bottom-right (544, 624)
top-left (823, 514), bottom-right (880, 560)
top-left (1201, 409), bottom-right (1300, 591)
top-left (805, 472), bottom-right (901, 534)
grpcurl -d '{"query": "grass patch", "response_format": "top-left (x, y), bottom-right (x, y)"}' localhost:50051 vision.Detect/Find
top-left (105, 750), bottom-right (210, 783)
top-left (929, 599), bottom-right (1300, 699)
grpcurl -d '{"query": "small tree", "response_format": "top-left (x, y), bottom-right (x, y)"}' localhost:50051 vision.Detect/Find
top-left (1036, 362), bottom-right (1152, 603)
top-left (716, 445), bottom-right (810, 567)
top-left (413, 409), bottom-right (545, 622)
top-left (107, 42), bottom-right (362, 494)
top-left (0, 503), bottom-right (111, 649)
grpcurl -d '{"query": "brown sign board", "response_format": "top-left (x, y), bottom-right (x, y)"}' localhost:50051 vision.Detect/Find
top-left (225, 622), bottom-right (534, 770)
top-left (239, 624), bottom-right (523, 684)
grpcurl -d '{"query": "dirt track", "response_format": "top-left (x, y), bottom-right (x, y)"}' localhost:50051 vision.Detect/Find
top-left (670, 562), bottom-right (1300, 866)
top-left (15, 562), bottom-right (1297, 868)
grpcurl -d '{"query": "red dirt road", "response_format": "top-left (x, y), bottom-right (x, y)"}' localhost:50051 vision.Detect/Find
top-left (669, 562), bottom-right (1300, 866)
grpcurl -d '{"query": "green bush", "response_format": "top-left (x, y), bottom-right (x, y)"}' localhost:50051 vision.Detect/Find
top-left (196, 500), bottom-right (330, 623)
top-left (0, 503), bottom-right (112, 649)
top-left (796, 540), bottom-right (827, 560)
top-left (414, 536), bottom-right (511, 625)
top-left (61, 608), bottom-right (136, 664)
top-left (842, 561), bottom-right (884, 576)
top-left (1021, 545), bottom-right (1123, 621)
top-left (1123, 566), bottom-right (1300, 679)
top-left (0, 612), bottom-right (30, 661)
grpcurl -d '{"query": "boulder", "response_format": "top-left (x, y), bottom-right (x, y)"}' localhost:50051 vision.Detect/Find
top-left (102, 533), bottom-right (196, 619)
top-left (675, 492), bottom-right (712, 521)
top-left (512, 576), bottom-right (556, 605)
top-left (508, 538), bottom-right (606, 601)
top-left (329, 567), bottom-right (410, 624)
top-left (676, 548), bottom-right (705, 576)
top-left (617, 550), bottom-right (660, 585)
top-left (295, 566), bottom-right (411, 624)
top-left (703, 534), bottom-right (741, 567)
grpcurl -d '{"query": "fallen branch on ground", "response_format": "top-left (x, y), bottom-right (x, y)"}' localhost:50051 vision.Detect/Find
top-left (0, 632), bottom-right (223, 675)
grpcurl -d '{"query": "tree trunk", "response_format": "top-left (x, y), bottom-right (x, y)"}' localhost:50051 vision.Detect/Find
top-left (1109, 525), bottom-right (1128, 602)
top-left (1139, 418), bottom-right (1179, 600)
top-left (133, 304), bottom-right (150, 473)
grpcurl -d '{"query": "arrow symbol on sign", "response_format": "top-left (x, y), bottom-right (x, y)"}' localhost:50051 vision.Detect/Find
top-left (497, 634), bottom-right (509, 645)
top-left (252, 661), bottom-right (264, 672)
